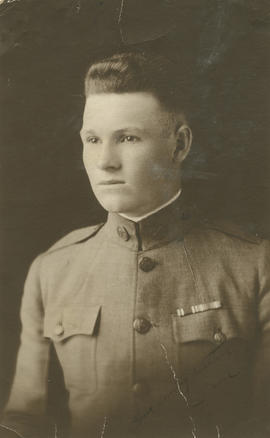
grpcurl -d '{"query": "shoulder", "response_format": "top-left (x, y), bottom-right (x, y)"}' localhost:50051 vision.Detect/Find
top-left (28, 223), bottom-right (105, 285)
top-left (181, 200), bottom-right (264, 246)
top-left (184, 216), bottom-right (269, 261)
top-left (44, 223), bottom-right (105, 254)
top-left (32, 223), bottom-right (104, 266)
top-left (22, 224), bottom-right (105, 301)
top-left (200, 219), bottom-right (263, 245)
top-left (28, 223), bottom-right (104, 268)
top-left (184, 217), bottom-right (270, 280)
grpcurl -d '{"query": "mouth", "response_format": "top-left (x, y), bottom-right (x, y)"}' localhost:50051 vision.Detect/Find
top-left (98, 180), bottom-right (125, 185)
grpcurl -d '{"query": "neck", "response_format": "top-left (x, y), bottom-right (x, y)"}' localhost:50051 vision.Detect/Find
top-left (119, 189), bottom-right (182, 223)
top-left (105, 193), bottom-right (187, 252)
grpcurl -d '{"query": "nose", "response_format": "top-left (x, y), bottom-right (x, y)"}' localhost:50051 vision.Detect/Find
top-left (97, 141), bottom-right (120, 171)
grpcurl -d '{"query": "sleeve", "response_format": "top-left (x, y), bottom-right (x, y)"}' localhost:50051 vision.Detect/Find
top-left (229, 239), bottom-right (270, 438)
top-left (0, 255), bottom-right (54, 438)
top-left (252, 239), bottom-right (270, 422)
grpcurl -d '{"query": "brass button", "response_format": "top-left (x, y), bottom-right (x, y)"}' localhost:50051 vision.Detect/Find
top-left (133, 317), bottom-right (151, 334)
top-left (139, 257), bottom-right (156, 272)
top-left (54, 323), bottom-right (64, 336)
top-left (117, 226), bottom-right (130, 241)
top-left (214, 330), bottom-right (226, 344)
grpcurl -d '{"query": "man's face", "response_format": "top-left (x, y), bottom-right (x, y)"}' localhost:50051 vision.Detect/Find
top-left (80, 92), bottom-right (182, 217)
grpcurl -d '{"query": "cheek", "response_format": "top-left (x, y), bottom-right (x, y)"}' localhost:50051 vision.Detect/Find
top-left (133, 151), bottom-right (172, 183)
top-left (82, 146), bottom-right (88, 163)
top-left (82, 147), bottom-right (94, 172)
top-left (128, 161), bottom-right (165, 188)
top-left (126, 158), bottom-right (150, 182)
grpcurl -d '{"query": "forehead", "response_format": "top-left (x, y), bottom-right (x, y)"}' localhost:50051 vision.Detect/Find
top-left (82, 92), bottom-right (169, 131)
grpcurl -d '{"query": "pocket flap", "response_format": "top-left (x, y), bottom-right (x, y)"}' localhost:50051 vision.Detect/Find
top-left (171, 309), bottom-right (245, 344)
top-left (44, 305), bottom-right (101, 342)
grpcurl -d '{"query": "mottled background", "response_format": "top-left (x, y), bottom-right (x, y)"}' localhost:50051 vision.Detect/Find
top-left (0, 0), bottom-right (269, 411)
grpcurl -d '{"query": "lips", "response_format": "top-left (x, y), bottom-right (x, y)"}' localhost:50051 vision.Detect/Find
top-left (98, 180), bottom-right (125, 185)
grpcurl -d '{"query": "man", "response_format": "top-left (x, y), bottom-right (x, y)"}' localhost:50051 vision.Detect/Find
top-left (1, 49), bottom-right (270, 438)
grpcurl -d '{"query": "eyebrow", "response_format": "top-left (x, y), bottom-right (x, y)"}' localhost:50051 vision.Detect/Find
top-left (80, 129), bottom-right (96, 137)
top-left (116, 127), bottom-right (145, 133)
top-left (80, 127), bottom-right (146, 137)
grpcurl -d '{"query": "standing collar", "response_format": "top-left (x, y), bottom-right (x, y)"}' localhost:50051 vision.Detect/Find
top-left (119, 189), bottom-right (182, 223)
top-left (104, 195), bottom-right (191, 251)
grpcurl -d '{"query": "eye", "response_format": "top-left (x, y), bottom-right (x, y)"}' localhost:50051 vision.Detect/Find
top-left (85, 136), bottom-right (99, 144)
top-left (120, 135), bottom-right (140, 143)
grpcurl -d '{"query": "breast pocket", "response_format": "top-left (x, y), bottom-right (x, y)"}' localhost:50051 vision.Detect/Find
top-left (171, 305), bottom-right (252, 347)
top-left (171, 308), bottom-right (251, 406)
top-left (171, 307), bottom-right (244, 345)
top-left (44, 305), bottom-right (101, 395)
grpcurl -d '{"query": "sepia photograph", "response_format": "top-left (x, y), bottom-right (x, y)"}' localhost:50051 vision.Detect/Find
top-left (0, 1), bottom-right (270, 437)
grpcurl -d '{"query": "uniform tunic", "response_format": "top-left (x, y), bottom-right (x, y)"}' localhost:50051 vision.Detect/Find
top-left (1, 199), bottom-right (270, 438)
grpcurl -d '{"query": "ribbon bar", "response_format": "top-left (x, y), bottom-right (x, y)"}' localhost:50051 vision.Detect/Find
top-left (176, 300), bottom-right (222, 317)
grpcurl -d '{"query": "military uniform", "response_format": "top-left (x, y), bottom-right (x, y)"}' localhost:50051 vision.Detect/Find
top-left (1, 198), bottom-right (270, 438)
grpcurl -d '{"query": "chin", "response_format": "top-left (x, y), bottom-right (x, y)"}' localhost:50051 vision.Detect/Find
top-left (95, 195), bottom-right (133, 214)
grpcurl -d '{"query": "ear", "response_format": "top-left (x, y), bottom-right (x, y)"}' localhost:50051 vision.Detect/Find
top-left (172, 124), bottom-right (192, 164)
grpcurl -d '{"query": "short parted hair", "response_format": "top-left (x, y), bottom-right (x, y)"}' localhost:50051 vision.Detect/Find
top-left (84, 50), bottom-right (192, 118)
